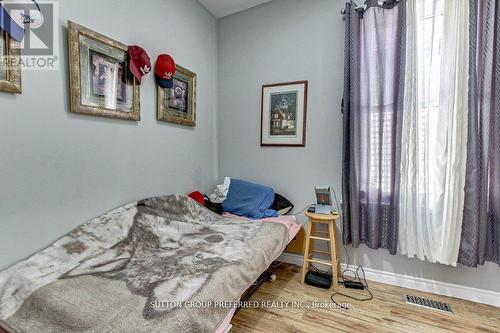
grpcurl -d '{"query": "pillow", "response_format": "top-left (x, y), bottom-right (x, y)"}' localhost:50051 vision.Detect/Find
top-left (271, 193), bottom-right (294, 215)
top-left (222, 179), bottom-right (278, 219)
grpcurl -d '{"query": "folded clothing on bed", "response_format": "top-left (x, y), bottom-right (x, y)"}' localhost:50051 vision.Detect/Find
top-left (222, 179), bottom-right (278, 219)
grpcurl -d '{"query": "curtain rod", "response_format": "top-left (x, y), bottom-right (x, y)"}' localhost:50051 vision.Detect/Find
top-left (341, 0), bottom-right (400, 15)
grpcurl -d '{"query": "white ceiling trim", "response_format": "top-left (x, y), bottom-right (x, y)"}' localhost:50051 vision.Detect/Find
top-left (198, 0), bottom-right (273, 18)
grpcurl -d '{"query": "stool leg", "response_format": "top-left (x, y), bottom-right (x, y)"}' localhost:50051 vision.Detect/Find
top-left (301, 220), bottom-right (313, 284)
top-left (328, 221), bottom-right (339, 290)
top-left (333, 223), bottom-right (341, 278)
top-left (309, 222), bottom-right (316, 259)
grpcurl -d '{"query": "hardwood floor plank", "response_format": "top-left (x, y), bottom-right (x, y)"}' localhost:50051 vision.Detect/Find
top-left (231, 264), bottom-right (500, 333)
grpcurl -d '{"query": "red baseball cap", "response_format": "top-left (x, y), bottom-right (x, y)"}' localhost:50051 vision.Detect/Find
top-left (188, 191), bottom-right (205, 205)
top-left (128, 46), bottom-right (151, 83)
top-left (155, 54), bottom-right (176, 89)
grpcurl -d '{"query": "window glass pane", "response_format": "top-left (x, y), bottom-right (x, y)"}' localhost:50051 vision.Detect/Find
top-left (416, 0), bottom-right (444, 196)
top-left (365, 0), bottom-right (445, 195)
top-left (369, 111), bottom-right (393, 193)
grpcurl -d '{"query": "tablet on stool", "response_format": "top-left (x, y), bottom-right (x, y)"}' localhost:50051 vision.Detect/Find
top-left (314, 186), bottom-right (332, 215)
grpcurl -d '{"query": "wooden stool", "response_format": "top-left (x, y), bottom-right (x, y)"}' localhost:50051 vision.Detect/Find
top-left (301, 211), bottom-right (341, 290)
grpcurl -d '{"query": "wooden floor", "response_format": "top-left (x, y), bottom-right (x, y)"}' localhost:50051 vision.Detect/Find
top-left (231, 264), bottom-right (500, 333)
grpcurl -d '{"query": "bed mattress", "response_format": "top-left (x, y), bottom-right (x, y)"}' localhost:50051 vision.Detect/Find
top-left (0, 195), bottom-right (295, 333)
top-left (214, 214), bottom-right (301, 333)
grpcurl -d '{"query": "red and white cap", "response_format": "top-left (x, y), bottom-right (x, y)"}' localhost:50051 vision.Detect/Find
top-left (155, 54), bottom-right (176, 89)
top-left (128, 45), bottom-right (151, 83)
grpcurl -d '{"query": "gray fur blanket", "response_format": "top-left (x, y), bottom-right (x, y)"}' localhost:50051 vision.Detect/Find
top-left (0, 195), bottom-right (289, 333)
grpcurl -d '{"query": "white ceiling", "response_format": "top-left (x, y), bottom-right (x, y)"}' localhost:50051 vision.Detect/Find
top-left (198, 0), bottom-right (273, 18)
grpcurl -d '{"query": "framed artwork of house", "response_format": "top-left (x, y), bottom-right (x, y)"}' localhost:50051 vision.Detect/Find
top-left (260, 80), bottom-right (308, 147)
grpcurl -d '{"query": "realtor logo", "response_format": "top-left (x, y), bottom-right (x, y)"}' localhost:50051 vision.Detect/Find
top-left (0, 0), bottom-right (59, 70)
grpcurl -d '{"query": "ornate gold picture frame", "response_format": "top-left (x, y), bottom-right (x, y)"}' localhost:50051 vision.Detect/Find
top-left (157, 65), bottom-right (196, 127)
top-left (0, 30), bottom-right (22, 94)
top-left (68, 21), bottom-right (140, 121)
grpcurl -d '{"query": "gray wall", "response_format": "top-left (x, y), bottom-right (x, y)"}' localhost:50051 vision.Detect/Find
top-left (0, 0), bottom-right (218, 270)
top-left (217, 0), bottom-right (500, 292)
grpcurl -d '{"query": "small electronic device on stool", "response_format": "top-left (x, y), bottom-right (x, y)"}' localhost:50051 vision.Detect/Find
top-left (314, 186), bottom-right (332, 215)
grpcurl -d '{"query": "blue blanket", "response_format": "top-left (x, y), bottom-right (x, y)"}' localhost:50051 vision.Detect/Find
top-left (222, 179), bottom-right (278, 219)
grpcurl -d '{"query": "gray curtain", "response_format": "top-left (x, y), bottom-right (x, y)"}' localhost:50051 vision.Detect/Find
top-left (342, 0), bottom-right (406, 255)
top-left (459, 0), bottom-right (500, 267)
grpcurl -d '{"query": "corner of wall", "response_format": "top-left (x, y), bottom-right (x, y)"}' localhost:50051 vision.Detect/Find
top-left (215, 17), bottom-right (223, 184)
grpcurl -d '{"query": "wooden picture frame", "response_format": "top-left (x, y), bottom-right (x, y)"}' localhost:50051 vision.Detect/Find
top-left (68, 21), bottom-right (140, 121)
top-left (260, 80), bottom-right (308, 147)
top-left (0, 30), bottom-right (22, 94)
top-left (157, 64), bottom-right (197, 127)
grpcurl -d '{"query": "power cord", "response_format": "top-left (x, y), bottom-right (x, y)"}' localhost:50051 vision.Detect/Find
top-left (309, 264), bottom-right (332, 277)
top-left (295, 187), bottom-right (374, 308)
top-left (291, 203), bottom-right (314, 216)
top-left (329, 187), bottom-right (373, 308)
top-left (331, 265), bottom-right (373, 309)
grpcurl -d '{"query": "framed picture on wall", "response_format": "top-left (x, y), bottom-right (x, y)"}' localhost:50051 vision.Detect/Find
top-left (157, 64), bottom-right (197, 127)
top-left (260, 80), bottom-right (308, 147)
top-left (0, 29), bottom-right (22, 94)
top-left (68, 21), bottom-right (140, 121)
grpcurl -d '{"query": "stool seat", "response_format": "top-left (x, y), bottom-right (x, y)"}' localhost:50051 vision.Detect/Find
top-left (304, 211), bottom-right (341, 221)
top-left (301, 211), bottom-right (341, 290)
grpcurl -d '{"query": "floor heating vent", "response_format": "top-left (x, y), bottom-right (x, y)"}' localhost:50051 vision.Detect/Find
top-left (404, 295), bottom-right (453, 314)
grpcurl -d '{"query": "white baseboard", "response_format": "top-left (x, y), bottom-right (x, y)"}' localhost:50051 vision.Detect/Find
top-left (277, 252), bottom-right (500, 308)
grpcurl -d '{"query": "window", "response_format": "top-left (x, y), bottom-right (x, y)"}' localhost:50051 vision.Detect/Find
top-left (366, 0), bottom-right (445, 197)
top-left (368, 111), bottom-right (393, 194)
top-left (416, 0), bottom-right (443, 203)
